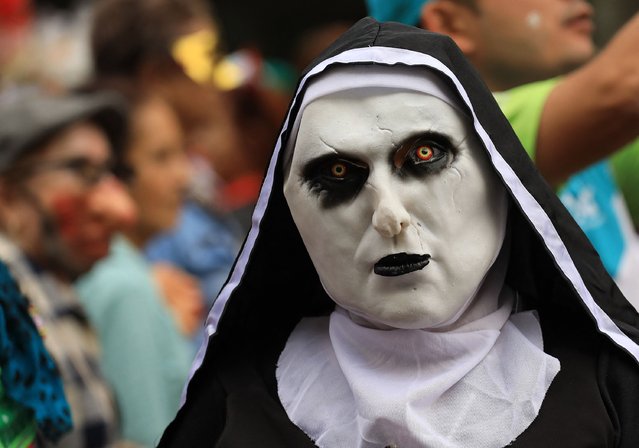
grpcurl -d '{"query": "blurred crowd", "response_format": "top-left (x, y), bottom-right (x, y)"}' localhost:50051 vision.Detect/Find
top-left (1, 0), bottom-right (639, 446)
top-left (0, 0), bottom-right (366, 446)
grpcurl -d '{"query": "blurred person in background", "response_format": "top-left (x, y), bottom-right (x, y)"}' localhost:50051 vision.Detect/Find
top-left (0, 0), bottom-right (94, 92)
top-left (0, 87), bottom-right (135, 447)
top-left (90, 0), bottom-right (245, 306)
top-left (0, 0), bottom-right (33, 90)
top-left (207, 0), bottom-right (369, 226)
top-left (76, 81), bottom-right (202, 447)
top-left (368, 0), bottom-right (639, 311)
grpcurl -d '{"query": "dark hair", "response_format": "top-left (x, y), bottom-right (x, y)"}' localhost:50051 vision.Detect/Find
top-left (91, 0), bottom-right (210, 78)
top-left (77, 78), bottom-right (155, 181)
top-left (450, 0), bottom-right (479, 12)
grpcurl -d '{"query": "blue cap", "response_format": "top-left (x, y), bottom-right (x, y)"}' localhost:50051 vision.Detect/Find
top-left (366, 0), bottom-right (428, 25)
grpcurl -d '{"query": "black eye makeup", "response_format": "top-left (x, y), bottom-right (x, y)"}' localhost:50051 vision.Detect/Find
top-left (301, 154), bottom-right (369, 208)
top-left (392, 132), bottom-right (455, 177)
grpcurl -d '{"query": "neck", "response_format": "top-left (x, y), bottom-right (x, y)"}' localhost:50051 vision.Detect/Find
top-left (476, 62), bottom-right (537, 92)
top-left (122, 225), bottom-right (153, 249)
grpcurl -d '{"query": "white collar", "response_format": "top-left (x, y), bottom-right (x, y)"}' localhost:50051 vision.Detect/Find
top-left (277, 264), bottom-right (560, 447)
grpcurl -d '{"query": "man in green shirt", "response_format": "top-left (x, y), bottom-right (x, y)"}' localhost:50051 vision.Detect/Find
top-left (367, 0), bottom-right (639, 309)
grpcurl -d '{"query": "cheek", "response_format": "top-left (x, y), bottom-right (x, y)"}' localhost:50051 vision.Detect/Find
top-left (286, 186), bottom-right (365, 260)
top-left (524, 10), bottom-right (543, 30)
top-left (443, 160), bottom-right (507, 261)
top-left (407, 169), bottom-right (463, 234)
top-left (287, 188), bottom-right (331, 243)
top-left (138, 167), bottom-right (182, 207)
top-left (50, 194), bottom-right (90, 242)
top-left (447, 153), bottom-right (499, 225)
top-left (129, 175), bottom-right (163, 213)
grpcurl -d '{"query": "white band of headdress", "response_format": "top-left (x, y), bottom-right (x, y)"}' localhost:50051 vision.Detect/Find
top-left (283, 64), bottom-right (468, 171)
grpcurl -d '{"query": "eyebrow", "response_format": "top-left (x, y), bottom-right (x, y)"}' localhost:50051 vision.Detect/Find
top-left (298, 129), bottom-right (460, 175)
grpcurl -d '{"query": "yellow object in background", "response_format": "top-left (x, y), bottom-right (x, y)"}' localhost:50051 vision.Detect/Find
top-left (171, 28), bottom-right (246, 90)
top-left (171, 28), bottom-right (218, 85)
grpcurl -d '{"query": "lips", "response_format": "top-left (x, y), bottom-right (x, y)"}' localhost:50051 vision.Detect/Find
top-left (562, 3), bottom-right (594, 33)
top-left (374, 252), bottom-right (430, 277)
top-left (563, 14), bottom-right (593, 34)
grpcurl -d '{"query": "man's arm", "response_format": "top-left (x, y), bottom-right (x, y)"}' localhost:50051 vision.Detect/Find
top-left (537, 12), bottom-right (639, 186)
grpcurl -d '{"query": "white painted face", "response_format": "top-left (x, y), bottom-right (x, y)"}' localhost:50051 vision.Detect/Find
top-left (284, 89), bottom-right (508, 329)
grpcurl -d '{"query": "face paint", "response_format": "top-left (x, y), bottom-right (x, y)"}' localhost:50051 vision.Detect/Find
top-left (284, 89), bottom-right (508, 330)
top-left (52, 195), bottom-right (111, 262)
top-left (526, 10), bottom-right (542, 30)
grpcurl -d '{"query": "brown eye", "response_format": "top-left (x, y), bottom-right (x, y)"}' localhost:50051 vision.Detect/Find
top-left (416, 145), bottom-right (434, 161)
top-left (303, 156), bottom-right (369, 208)
top-left (330, 162), bottom-right (347, 178)
top-left (393, 135), bottom-right (452, 178)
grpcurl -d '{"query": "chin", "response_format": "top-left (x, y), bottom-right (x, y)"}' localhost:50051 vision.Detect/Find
top-left (562, 40), bottom-right (595, 68)
top-left (79, 250), bottom-right (109, 269)
top-left (78, 243), bottom-right (111, 263)
top-left (53, 258), bottom-right (97, 281)
top-left (376, 314), bottom-right (443, 330)
top-left (370, 296), bottom-right (449, 330)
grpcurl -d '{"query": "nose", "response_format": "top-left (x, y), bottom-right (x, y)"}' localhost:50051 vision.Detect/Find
top-left (372, 187), bottom-right (411, 238)
top-left (88, 176), bottom-right (137, 230)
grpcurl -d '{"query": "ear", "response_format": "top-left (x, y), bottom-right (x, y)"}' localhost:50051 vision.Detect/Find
top-left (0, 179), bottom-right (15, 205)
top-left (0, 179), bottom-right (21, 233)
top-left (419, 0), bottom-right (479, 56)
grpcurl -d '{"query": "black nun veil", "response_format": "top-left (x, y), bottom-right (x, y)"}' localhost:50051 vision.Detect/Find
top-left (160, 18), bottom-right (639, 447)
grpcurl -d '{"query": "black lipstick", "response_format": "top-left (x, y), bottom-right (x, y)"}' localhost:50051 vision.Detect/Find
top-left (374, 253), bottom-right (431, 277)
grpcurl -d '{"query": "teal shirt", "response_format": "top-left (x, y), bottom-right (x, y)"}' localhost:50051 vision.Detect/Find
top-left (493, 79), bottom-right (556, 158)
top-left (611, 141), bottom-right (639, 228)
top-left (76, 236), bottom-right (194, 447)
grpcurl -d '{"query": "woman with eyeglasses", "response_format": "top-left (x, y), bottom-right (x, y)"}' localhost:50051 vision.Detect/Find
top-left (0, 88), bottom-right (135, 447)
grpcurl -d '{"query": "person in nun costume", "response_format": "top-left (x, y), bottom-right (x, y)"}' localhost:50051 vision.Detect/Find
top-left (159, 18), bottom-right (639, 448)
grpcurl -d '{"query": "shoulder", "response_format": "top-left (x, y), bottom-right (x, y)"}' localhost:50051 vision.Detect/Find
top-left (493, 78), bottom-right (559, 113)
top-left (76, 241), bottom-right (159, 319)
top-left (493, 78), bottom-right (561, 158)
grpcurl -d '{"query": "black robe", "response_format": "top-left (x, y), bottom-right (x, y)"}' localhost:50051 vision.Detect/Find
top-left (159, 18), bottom-right (639, 448)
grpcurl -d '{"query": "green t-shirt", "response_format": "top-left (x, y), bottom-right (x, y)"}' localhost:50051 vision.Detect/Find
top-left (0, 370), bottom-right (36, 448)
top-left (494, 78), bottom-right (639, 227)
top-left (493, 78), bottom-right (557, 160)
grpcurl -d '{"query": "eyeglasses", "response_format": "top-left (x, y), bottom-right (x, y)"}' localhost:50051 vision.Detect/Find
top-left (15, 156), bottom-right (117, 187)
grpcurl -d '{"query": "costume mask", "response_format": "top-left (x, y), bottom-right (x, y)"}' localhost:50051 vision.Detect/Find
top-left (284, 73), bottom-right (508, 329)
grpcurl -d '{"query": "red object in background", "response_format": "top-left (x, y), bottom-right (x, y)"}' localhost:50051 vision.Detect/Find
top-left (219, 171), bottom-right (263, 211)
top-left (0, 0), bottom-right (32, 28)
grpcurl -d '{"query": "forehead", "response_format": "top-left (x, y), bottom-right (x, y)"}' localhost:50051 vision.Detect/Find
top-left (476, 0), bottom-right (554, 17)
top-left (293, 90), bottom-right (472, 161)
top-left (35, 121), bottom-right (111, 162)
top-left (129, 97), bottom-right (182, 152)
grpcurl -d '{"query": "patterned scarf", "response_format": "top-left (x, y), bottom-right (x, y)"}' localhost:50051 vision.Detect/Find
top-left (0, 261), bottom-right (72, 442)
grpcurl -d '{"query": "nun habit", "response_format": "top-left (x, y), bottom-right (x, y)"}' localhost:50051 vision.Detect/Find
top-left (159, 18), bottom-right (639, 448)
